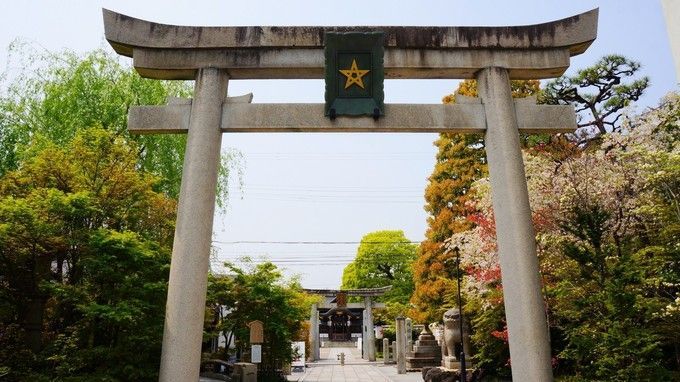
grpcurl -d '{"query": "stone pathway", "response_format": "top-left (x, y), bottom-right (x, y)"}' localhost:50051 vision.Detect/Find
top-left (288, 347), bottom-right (423, 382)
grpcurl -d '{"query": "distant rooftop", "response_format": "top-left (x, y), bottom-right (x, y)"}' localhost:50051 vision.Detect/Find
top-left (304, 286), bottom-right (392, 297)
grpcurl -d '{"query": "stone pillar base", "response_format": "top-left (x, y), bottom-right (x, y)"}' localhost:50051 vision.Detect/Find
top-left (233, 363), bottom-right (257, 382)
top-left (442, 356), bottom-right (461, 370)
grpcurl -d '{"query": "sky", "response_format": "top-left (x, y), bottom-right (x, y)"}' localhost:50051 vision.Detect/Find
top-left (1, 1), bottom-right (677, 289)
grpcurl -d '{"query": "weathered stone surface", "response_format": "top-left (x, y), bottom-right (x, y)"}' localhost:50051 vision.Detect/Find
top-left (103, 8), bottom-right (598, 80)
top-left (131, 47), bottom-right (571, 80)
top-left (158, 68), bottom-right (228, 382)
top-left (104, 9), bottom-right (596, 52)
top-left (442, 308), bottom-right (471, 362)
top-left (396, 317), bottom-right (407, 374)
top-left (309, 304), bottom-right (319, 361)
top-left (233, 363), bottom-right (257, 382)
top-left (423, 367), bottom-right (456, 382)
top-left (441, 357), bottom-right (461, 370)
top-left (478, 67), bottom-right (554, 381)
top-left (406, 326), bottom-right (442, 370)
top-left (662, 0), bottom-right (680, 82)
top-left (365, 297), bottom-right (376, 361)
top-left (383, 338), bottom-right (392, 365)
top-left (128, 102), bottom-right (576, 134)
top-left (422, 367), bottom-right (484, 382)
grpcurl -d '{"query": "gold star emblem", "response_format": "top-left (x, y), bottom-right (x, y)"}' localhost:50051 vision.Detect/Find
top-left (339, 59), bottom-right (370, 89)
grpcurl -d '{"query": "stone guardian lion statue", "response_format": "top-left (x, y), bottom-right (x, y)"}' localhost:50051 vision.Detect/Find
top-left (442, 308), bottom-right (471, 361)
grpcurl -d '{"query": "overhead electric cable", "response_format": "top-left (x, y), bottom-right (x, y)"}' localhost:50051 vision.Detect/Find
top-left (212, 240), bottom-right (421, 244)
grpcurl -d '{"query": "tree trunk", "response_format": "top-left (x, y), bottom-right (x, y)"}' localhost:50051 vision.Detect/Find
top-left (21, 296), bottom-right (45, 353)
top-left (20, 254), bottom-right (51, 353)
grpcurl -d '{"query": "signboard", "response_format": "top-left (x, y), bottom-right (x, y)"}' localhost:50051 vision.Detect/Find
top-left (248, 320), bottom-right (263, 344)
top-left (336, 292), bottom-right (347, 307)
top-left (375, 325), bottom-right (384, 340)
top-left (291, 341), bottom-right (306, 369)
top-left (251, 344), bottom-right (262, 363)
top-left (324, 32), bottom-right (385, 119)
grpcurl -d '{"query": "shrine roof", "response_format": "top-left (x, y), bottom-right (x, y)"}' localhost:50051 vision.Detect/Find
top-left (304, 286), bottom-right (392, 297)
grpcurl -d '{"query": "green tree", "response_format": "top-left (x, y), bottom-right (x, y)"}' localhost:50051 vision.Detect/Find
top-left (205, 260), bottom-right (313, 372)
top-left (0, 44), bottom-right (242, 201)
top-left (341, 230), bottom-right (417, 316)
top-left (542, 54), bottom-right (649, 144)
top-left (0, 45), bottom-right (189, 196)
top-left (0, 128), bottom-right (175, 381)
top-left (545, 94), bottom-right (678, 380)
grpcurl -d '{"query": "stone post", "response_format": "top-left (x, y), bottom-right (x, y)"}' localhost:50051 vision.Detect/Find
top-left (362, 309), bottom-right (368, 360)
top-left (383, 338), bottom-right (390, 364)
top-left (364, 297), bottom-right (376, 361)
top-left (662, 0), bottom-right (680, 82)
top-left (405, 318), bottom-right (413, 344)
top-left (309, 303), bottom-right (319, 361)
top-left (395, 316), bottom-right (407, 374)
top-left (159, 68), bottom-right (229, 382)
top-left (476, 66), bottom-right (553, 382)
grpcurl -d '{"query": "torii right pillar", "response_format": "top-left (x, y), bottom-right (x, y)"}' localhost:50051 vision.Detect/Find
top-left (477, 66), bottom-right (553, 381)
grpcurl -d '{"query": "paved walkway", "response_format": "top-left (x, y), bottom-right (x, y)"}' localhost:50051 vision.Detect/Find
top-left (288, 347), bottom-right (422, 382)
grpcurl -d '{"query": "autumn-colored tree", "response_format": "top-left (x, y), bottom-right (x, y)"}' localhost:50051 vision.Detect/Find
top-left (447, 93), bottom-right (679, 379)
top-left (410, 79), bottom-right (539, 322)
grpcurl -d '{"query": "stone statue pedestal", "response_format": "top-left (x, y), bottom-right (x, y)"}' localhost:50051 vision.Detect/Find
top-left (441, 356), bottom-right (461, 370)
top-left (423, 366), bottom-right (480, 382)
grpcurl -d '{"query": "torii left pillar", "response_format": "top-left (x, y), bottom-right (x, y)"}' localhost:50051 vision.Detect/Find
top-left (159, 68), bottom-right (229, 382)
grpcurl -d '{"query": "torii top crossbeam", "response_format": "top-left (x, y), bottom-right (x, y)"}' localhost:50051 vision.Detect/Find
top-left (103, 8), bottom-right (597, 80)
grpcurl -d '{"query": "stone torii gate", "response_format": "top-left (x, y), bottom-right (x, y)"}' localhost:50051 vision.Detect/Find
top-left (103, 9), bottom-right (598, 382)
top-left (304, 286), bottom-right (391, 362)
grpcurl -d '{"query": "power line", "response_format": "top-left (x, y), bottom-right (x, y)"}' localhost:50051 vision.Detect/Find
top-left (235, 197), bottom-right (423, 204)
top-left (229, 189), bottom-right (424, 195)
top-left (212, 240), bottom-right (422, 245)
top-left (216, 256), bottom-right (407, 260)
top-left (230, 184), bottom-right (424, 188)
top-left (231, 184), bottom-right (425, 191)
top-left (242, 152), bottom-right (434, 159)
top-left (234, 193), bottom-right (424, 197)
top-left (212, 262), bottom-right (354, 267)
top-left (213, 250), bottom-right (352, 254)
top-left (210, 259), bottom-right (418, 266)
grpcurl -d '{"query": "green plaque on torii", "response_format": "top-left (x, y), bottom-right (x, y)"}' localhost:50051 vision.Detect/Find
top-left (324, 32), bottom-right (385, 119)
